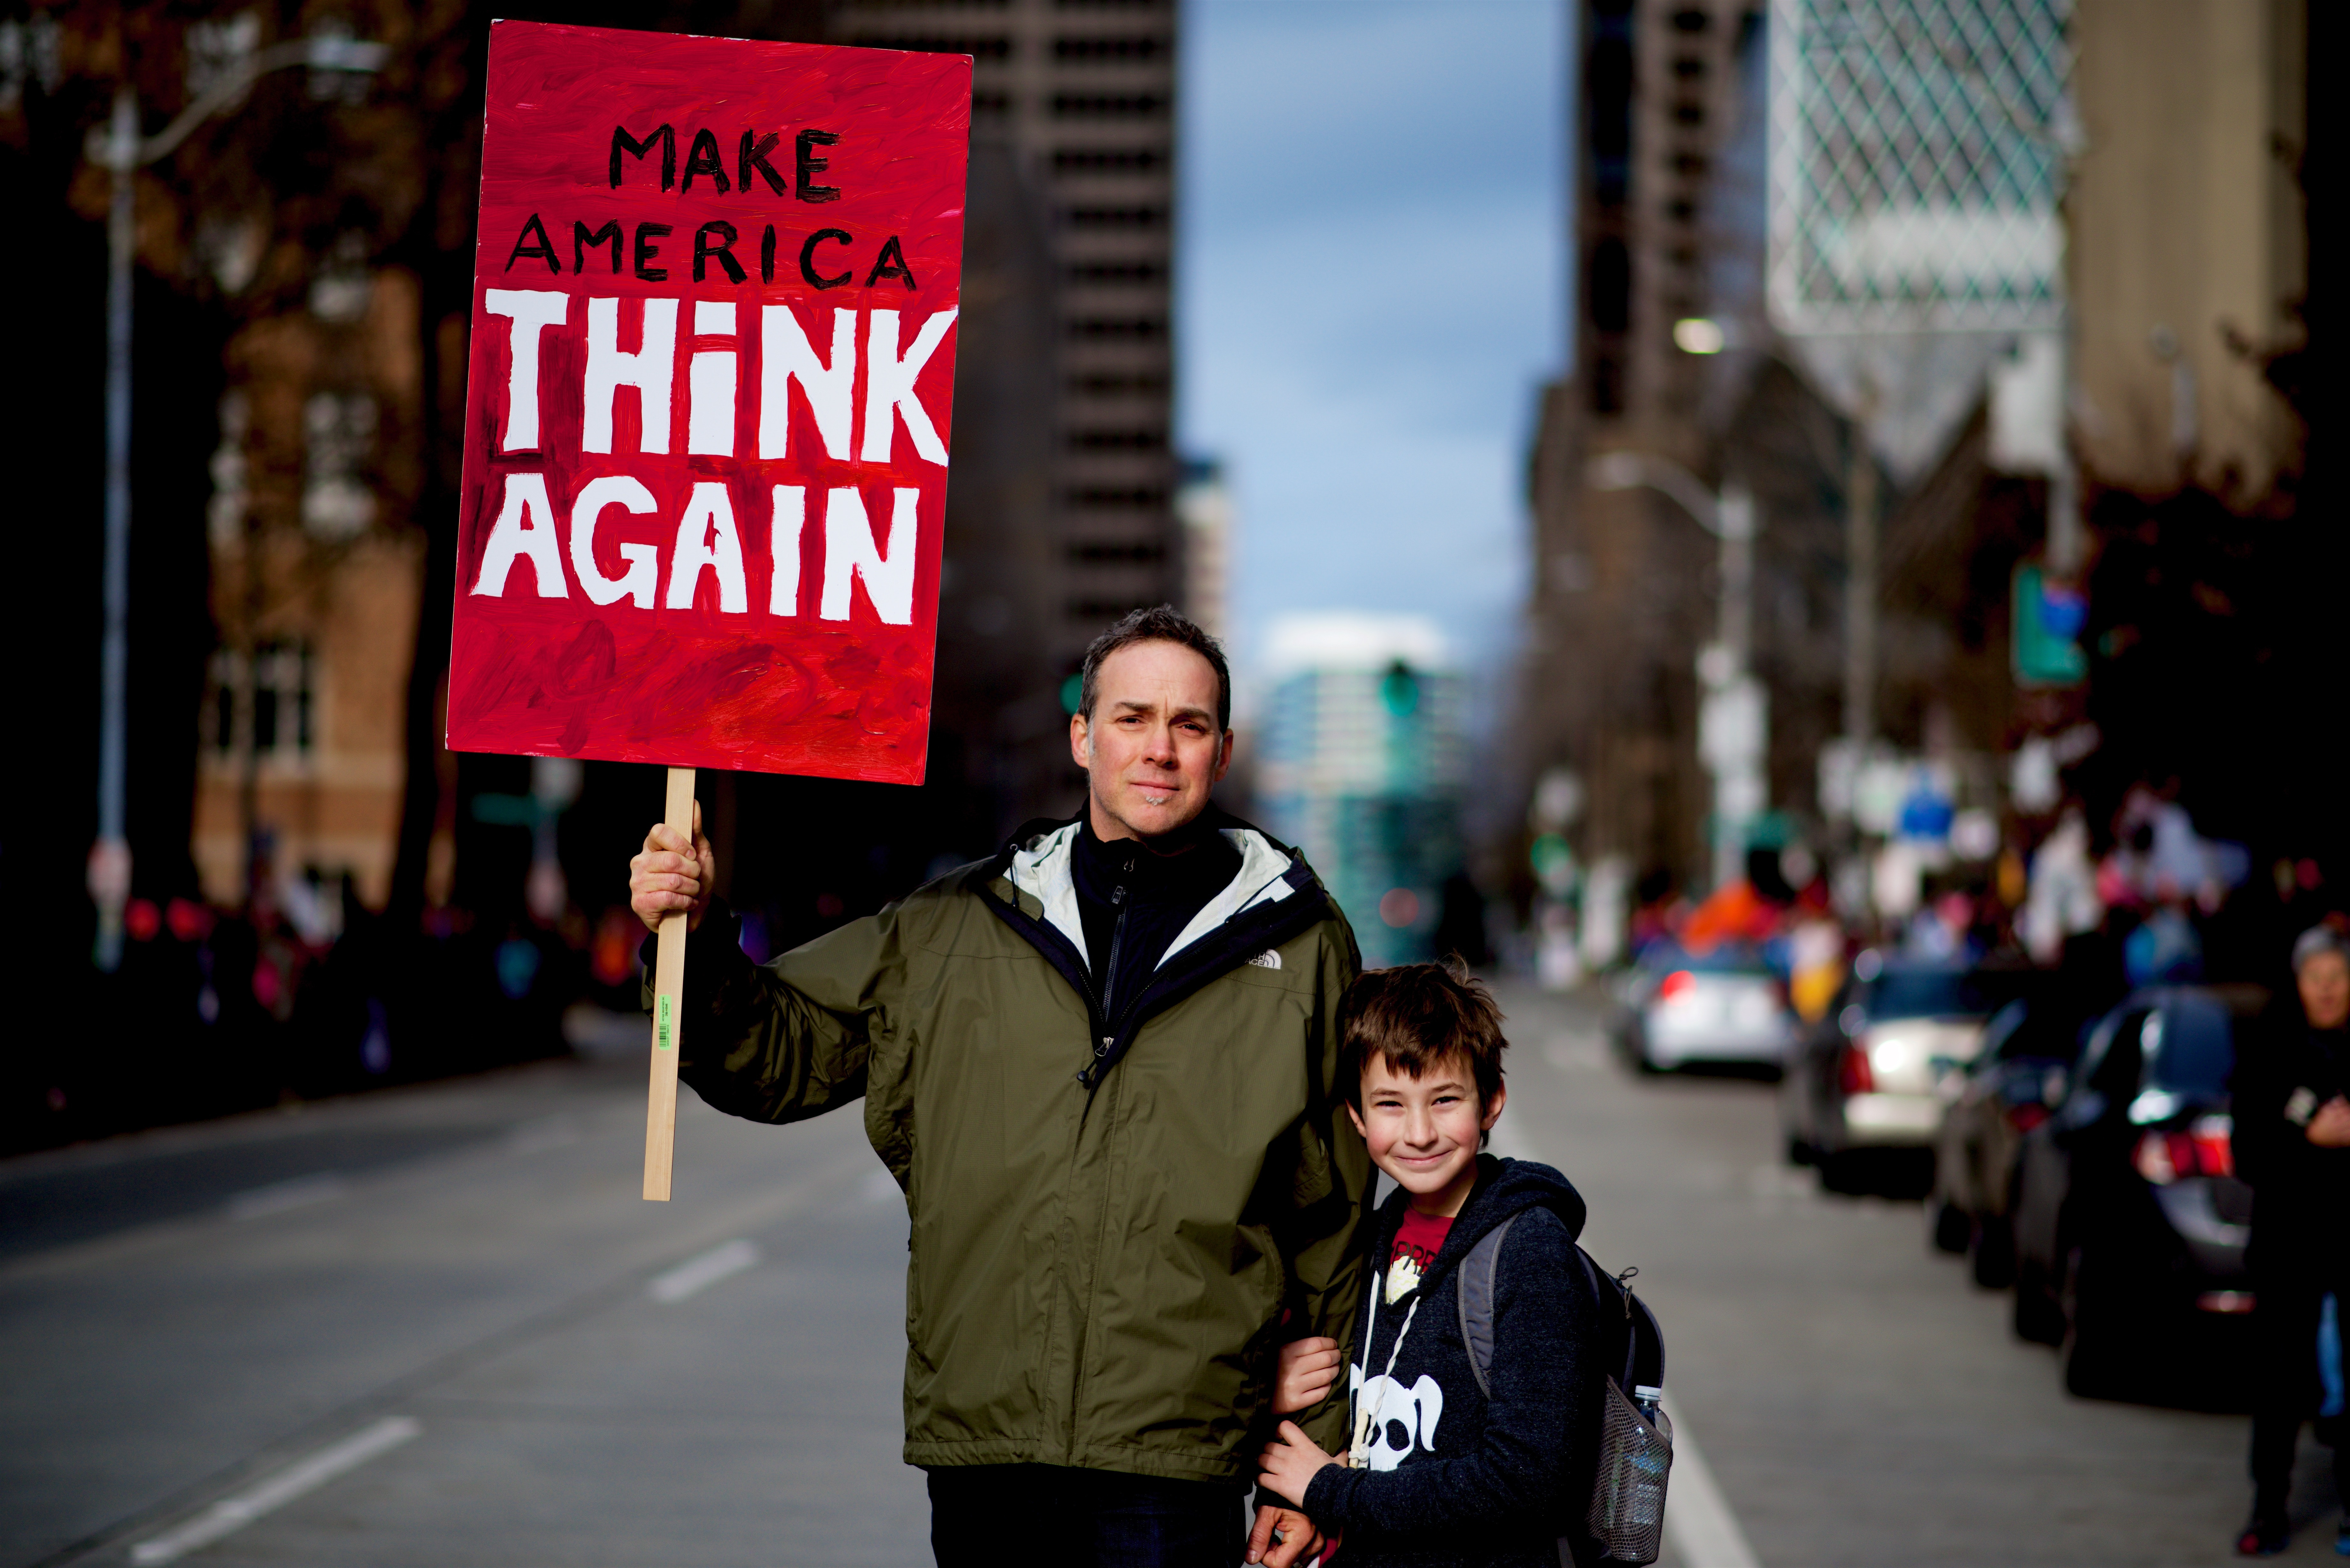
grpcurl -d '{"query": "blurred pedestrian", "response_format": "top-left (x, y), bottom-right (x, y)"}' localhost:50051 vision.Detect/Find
top-left (629, 607), bottom-right (1366, 1568)
top-left (2232, 925), bottom-right (2350, 1556)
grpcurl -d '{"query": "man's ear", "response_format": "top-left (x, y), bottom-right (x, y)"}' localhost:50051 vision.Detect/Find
top-left (1213, 728), bottom-right (1234, 784)
top-left (1069, 712), bottom-right (1091, 773)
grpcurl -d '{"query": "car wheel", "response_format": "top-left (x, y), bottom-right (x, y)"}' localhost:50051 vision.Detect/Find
top-left (1816, 1148), bottom-right (1863, 1195)
top-left (2012, 1247), bottom-right (2065, 1345)
top-left (1784, 1133), bottom-right (1814, 1167)
top-left (1970, 1213), bottom-right (2016, 1289)
top-left (1930, 1199), bottom-right (1971, 1255)
top-left (2061, 1244), bottom-right (2141, 1400)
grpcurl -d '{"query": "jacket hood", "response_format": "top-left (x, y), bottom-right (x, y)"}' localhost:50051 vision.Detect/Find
top-left (1375, 1154), bottom-right (1586, 1293)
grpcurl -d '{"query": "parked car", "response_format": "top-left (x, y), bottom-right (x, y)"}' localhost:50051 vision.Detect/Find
top-left (1612, 941), bottom-right (1796, 1074)
top-left (2009, 984), bottom-right (2264, 1398)
top-left (1928, 995), bottom-right (2088, 1285)
top-left (1782, 952), bottom-right (2033, 1191)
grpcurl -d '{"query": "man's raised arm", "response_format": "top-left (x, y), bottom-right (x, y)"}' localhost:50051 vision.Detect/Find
top-left (627, 810), bottom-right (884, 1126)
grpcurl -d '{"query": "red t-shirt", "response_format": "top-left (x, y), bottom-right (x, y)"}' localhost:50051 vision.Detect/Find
top-left (1385, 1208), bottom-right (1454, 1302)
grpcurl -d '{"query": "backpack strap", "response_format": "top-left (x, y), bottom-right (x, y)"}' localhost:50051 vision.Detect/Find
top-left (1454, 1215), bottom-right (1517, 1398)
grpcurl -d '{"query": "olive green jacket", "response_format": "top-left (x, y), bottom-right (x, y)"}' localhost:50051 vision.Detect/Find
top-left (670, 809), bottom-right (1369, 1483)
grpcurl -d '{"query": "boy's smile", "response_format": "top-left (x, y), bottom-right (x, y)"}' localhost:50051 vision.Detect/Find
top-left (1346, 1051), bottom-right (1508, 1219)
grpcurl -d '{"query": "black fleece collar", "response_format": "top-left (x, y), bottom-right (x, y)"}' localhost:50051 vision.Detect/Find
top-left (974, 805), bottom-right (1333, 1089)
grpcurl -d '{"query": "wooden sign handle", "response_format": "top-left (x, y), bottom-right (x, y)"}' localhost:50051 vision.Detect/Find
top-left (644, 765), bottom-right (696, 1201)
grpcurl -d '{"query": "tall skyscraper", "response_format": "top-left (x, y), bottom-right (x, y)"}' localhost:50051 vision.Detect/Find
top-left (1255, 614), bottom-right (1466, 969)
top-left (1519, 0), bottom-right (1755, 886)
top-left (838, 0), bottom-right (1183, 678)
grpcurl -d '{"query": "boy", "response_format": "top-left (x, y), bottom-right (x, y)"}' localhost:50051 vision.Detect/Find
top-left (1251, 962), bottom-right (1604, 1568)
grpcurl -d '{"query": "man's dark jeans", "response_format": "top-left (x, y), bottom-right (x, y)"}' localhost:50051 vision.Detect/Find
top-left (927, 1463), bottom-right (1244, 1568)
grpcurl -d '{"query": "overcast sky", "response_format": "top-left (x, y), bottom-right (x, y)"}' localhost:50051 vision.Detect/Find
top-left (1177, 0), bottom-right (1566, 708)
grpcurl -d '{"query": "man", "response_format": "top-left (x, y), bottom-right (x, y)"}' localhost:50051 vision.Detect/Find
top-left (629, 606), bottom-right (1367, 1567)
top-left (2232, 925), bottom-right (2350, 1556)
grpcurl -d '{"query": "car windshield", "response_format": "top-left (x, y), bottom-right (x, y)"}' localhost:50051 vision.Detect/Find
top-left (1868, 966), bottom-right (2011, 1020)
top-left (2146, 999), bottom-right (2234, 1095)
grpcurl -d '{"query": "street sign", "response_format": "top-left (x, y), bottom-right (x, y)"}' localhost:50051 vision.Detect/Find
top-left (2013, 562), bottom-right (2087, 687)
top-left (449, 21), bottom-right (969, 1198)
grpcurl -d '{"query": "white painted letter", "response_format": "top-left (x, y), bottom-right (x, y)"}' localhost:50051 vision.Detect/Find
top-left (688, 300), bottom-right (736, 456)
top-left (859, 309), bottom-right (957, 465)
top-left (759, 305), bottom-right (856, 460)
top-left (770, 486), bottom-right (805, 616)
top-left (482, 290), bottom-right (568, 452)
top-left (473, 474), bottom-right (568, 598)
top-left (666, 482), bottom-right (748, 612)
top-left (820, 486), bottom-right (919, 625)
top-left (569, 475), bottom-right (660, 608)
top-left (583, 297), bottom-right (678, 454)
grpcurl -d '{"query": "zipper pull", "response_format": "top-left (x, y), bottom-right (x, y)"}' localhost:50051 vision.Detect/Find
top-left (1096, 1034), bottom-right (1114, 1057)
top-left (1112, 885), bottom-right (1126, 905)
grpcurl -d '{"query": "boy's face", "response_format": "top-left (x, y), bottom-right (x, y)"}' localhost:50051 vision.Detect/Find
top-left (1346, 1051), bottom-right (1507, 1217)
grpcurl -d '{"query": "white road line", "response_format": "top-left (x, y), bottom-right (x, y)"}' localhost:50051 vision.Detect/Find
top-left (128, 1416), bottom-right (420, 1565)
top-left (224, 1172), bottom-right (347, 1221)
top-left (1662, 1393), bottom-right (1763, 1568)
top-left (646, 1238), bottom-right (761, 1303)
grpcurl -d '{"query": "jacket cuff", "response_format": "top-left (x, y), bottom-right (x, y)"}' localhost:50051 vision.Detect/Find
top-left (638, 898), bottom-right (754, 1016)
top-left (1303, 1463), bottom-right (1356, 1530)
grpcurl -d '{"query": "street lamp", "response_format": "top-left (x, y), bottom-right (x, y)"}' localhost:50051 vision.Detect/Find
top-left (1588, 452), bottom-right (1763, 894)
top-left (85, 33), bottom-right (386, 971)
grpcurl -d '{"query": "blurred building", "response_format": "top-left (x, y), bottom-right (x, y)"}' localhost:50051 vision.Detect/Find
top-left (1518, 0), bottom-right (1764, 893)
top-left (840, 0), bottom-right (1184, 679)
top-left (1175, 456), bottom-right (1230, 641)
top-left (9, 0), bottom-right (1185, 1149)
top-left (1256, 614), bottom-right (1466, 969)
top-left (1520, 0), bottom-right (2336, 968)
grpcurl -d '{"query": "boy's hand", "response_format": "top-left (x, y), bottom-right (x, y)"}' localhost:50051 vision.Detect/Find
top-left (1246, 1503), bottom-right (1331, 1568)
top-left (1274, 1336), bottom-right (1343, 1416)
top-left (629, 803), bottom-right (714, 934)
top-left (2311, 1097), bottom-right (2350, 1148)
top-left (1256, 1421), bottom-right (1343, 1530)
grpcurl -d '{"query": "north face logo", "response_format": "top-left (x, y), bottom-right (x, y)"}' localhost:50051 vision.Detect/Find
top-left (1248, 949), bottom-right (1281, 970)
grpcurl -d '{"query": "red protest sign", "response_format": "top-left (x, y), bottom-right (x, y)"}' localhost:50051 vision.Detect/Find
top-left (448, 21), bottom-right (969, 786)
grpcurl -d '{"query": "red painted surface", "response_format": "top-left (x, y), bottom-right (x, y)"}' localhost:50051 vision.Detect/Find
top-left (448, 21), bottom-right (968, 783)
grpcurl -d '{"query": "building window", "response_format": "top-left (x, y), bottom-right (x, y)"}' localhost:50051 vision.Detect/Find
top-left (1069, 371), bottom-right (1171, 396)
top-left (1066, 315), bottom-right (1168, 341)
top-left (1066, 258), bottom-right (1169, 284)
top-left (206, 642), bottom-right (316, 760)
top-left (1050, 93), bottom-right (1168, 118)
top-left (848, 34), bottom-right (1012, 58)
top-left (1066, 485), bottom-right (1171, 510)
top-left (1068, 539), bottom-right (1167, 564)
top-left (1068, 426), bottom-right (1166, 451)
top-left (303, 392), bottom-right (376, 541)
top-left (1051, 146), bottom-right (1169, 175)
top-left (1053, 35), bottom-right (1168, 62)
top-left (1063, 204), bottom-right (1167, 229)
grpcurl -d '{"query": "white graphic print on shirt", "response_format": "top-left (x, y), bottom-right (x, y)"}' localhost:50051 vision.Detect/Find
top-left (1348, 1363), bottom-right (1444, 1471)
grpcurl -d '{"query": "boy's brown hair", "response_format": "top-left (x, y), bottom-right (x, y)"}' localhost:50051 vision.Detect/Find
top-left (1336, 959), bottom-right (1508, 1111)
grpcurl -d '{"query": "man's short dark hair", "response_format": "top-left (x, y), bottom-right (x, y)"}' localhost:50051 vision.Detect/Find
top-left (1078, 605), bottom-right (1232, 733)
top-left (1337, 960), bottom-right (1508, 1112)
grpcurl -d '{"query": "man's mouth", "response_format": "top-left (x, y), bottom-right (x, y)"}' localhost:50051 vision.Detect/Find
top-left (1133, 782), bottom-right (1177, 805)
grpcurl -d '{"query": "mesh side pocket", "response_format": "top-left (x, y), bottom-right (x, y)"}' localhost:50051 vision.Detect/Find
top-left (1584, 1376), bottom-right (1672, 1564)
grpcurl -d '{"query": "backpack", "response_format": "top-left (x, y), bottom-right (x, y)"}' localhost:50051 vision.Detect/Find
top-left (1456, 1217), bottom-right (1671, 1566)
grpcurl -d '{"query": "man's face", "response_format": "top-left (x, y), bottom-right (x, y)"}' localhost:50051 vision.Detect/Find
top-left (2301, 951), bottom-right (2350, 1030)
top-left (1070, 639), bottom-right (1232, 843)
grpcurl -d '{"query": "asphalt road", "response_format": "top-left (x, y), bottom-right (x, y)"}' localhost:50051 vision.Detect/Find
top-left (0, 984), bottom-right (2335, 1566)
